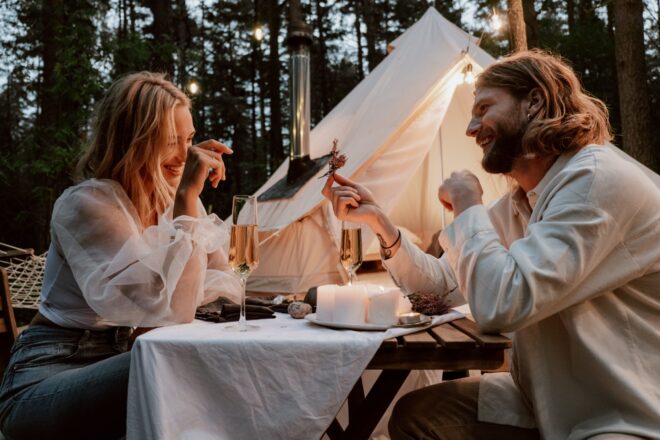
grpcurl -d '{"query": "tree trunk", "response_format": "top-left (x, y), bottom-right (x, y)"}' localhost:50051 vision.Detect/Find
top-left (522, 0), bottom-right (538, 48)
top-left (143, 0), bottom-right (175, 75)
top-left (507, 0), bottom-right (527, 52)
top-left (606, 1), bottom-right (615, 37)
top-left (129, 0), bottom-right (136, 34)
top-left (612, 0), bottom-right (655, 169)
top-left (578, 0), bottom-right (593, 21)
top-left (315, 0), bottom-right (331, 117)
top-left (255, 0), bottom-right (267, 150)
top-left (267, 0), bottom-right (283, 167)
top-left (567, 0), bottom-right (575, 34)
top-left (362, 0), bottom-right (378, 71)
top-left (37, 0), bottom-right (59, 133)
top-left (198, 0), bottom-right (207, 139)
top-left (353, 0), bottom-right (365, 80)
top-left (175, 0), bottom-right (191, 87)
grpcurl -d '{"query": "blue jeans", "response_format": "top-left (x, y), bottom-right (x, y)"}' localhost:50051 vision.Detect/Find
top-left (0, 324), bottom-right (131, 439)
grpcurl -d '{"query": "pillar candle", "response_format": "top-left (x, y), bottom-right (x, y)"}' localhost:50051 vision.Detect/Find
top-left (333, 285), bottom-right (367, 325)
top-left (398, 294), bottom-right (413, 315)
top-left (367, 287), bottom-right (400, 326)
top-left (316, 285), bottom-right (336, 322)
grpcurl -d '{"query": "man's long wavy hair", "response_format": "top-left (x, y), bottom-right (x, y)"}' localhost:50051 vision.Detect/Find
top-left (477, 49), bottom-right (612, 157)
top-left (77, 72), bottom-right (190, 228)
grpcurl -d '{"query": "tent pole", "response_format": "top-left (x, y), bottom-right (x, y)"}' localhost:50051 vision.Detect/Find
top-left (439, 130), bottom-right (446, 229)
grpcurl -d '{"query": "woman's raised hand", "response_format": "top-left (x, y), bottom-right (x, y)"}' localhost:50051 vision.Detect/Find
top-left (182, 140), bottom-right (232, 193)
top-left (174, 139), bottom-right (233, 218)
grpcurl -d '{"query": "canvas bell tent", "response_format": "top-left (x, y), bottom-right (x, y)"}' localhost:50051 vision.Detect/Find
top-left (247, 8), bottom-right (508, 294)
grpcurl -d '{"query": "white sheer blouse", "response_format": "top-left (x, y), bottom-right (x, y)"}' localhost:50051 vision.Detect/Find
top-left (38, 179), bottom-right (242, 329)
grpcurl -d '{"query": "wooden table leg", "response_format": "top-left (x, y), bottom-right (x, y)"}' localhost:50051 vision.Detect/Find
top-left (325, 369), bottom-right (411, 440)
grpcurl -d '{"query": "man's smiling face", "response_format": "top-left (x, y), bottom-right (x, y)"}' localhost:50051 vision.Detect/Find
top-left (466, 86), bottom-right (528, 174)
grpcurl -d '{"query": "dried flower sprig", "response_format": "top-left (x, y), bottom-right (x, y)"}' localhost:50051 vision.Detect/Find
top-left (320, 138), bottom-right (348, 179)
top-left (408, 292), bottom-right (450, 316)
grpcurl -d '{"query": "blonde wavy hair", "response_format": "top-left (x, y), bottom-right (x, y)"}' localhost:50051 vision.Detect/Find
top-left (77, 72), bottom-right (190, 228)
top-left (477, 49), bottom-right (612, 156)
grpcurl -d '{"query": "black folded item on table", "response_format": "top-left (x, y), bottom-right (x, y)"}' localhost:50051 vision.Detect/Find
top-left (196, 297), bottom-right (276, 323)
top-left (246, 295), bottom-right (296, 314)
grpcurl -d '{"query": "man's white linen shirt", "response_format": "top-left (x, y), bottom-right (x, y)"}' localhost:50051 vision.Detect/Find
top-left (39, 179), bottom-right (242, 329)
top-left (383, 145), bottom-right (660, 439)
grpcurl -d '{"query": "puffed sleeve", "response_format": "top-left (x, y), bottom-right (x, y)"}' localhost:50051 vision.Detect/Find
top-left (193, 203), bottom-right (243, 305)
top-left (51, 180), bottom-right (238, 326)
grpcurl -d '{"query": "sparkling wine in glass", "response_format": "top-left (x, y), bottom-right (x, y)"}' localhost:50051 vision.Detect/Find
top-left (340, 222), bottom-right (363, 285)
top-left (227, 195), bottom-right (259, 332)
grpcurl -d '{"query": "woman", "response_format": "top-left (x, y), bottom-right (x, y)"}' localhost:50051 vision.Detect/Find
top-left (0, 72), bottom-right (242, 439)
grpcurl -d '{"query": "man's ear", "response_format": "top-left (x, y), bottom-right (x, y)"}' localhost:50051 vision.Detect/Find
top-left (526, 88), bottom-right (544, 118)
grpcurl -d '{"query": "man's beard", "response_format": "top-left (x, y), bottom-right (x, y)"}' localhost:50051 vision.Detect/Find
top-left (481, 122), bottom-right (526, 174)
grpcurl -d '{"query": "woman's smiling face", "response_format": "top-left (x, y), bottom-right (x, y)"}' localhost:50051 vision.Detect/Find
top-left (161, 105), bottom-right (195, 190)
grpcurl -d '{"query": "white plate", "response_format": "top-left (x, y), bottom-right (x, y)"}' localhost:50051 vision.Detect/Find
top-left (304, 313), bottom-right (432, 331)
top-left (305, 314), bottom-right (390, 331)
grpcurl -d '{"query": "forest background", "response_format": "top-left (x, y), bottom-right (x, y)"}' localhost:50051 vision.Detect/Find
top-left (1, 0), bottom-right (659, 253)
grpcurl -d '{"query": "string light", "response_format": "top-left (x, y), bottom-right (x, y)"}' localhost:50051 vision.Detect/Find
top-left (187, 80), bottom-right (200, 95)
top-left (491, 11), bottom-right (503, 33)
top-left (253, 25), bottom-right (264, 42)
top-left (463, 63), bottom-right (475, 84)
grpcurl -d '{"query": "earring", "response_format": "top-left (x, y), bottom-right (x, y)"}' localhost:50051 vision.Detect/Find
top-left (527, 113), bottom-right (532, 121)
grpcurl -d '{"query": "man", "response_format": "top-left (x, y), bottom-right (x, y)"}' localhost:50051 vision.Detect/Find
top-left (322, 50), bottom-right (660, 439)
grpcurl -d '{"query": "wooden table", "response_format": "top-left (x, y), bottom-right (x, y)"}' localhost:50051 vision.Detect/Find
top-left (325, 317), bottom-right (512, 440)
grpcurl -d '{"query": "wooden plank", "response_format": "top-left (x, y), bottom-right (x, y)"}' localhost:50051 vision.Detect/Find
top-left (0, 268), bottom-right (17, 340)
top-left (430, 324), bottom-right (477, 349)
top-left (367, 346), bottom-right (505, 371)
top-left (450, 319), bottom-right (511, 349)
top-left (400, 330), bottom-right (437, 349)
top-left (341, 370), bottom-right (410, 440)
top-left (0, 249), bottom-right (33, 259)
top-left (380, 337), bottom-right (398, 350)
top-left (325, 419), bottom-right (344, 440)
top-left (347, 377), bottom-right (365, 424)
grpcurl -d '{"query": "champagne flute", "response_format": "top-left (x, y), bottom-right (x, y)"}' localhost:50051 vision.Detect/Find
top-left (340, 221), bottom-right (363, 285)
top-left (227, 195), bottom-right (259, 332)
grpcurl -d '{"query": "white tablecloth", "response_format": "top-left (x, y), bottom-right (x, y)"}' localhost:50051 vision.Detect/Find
top-left (127, 311), bottom-right (462, 440)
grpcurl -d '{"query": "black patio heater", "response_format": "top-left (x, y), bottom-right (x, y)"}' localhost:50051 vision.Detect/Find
top-left (258, 0), bottom-right (331, 201)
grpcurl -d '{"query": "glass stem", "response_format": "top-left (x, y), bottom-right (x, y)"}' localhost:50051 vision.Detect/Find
top-left (239, 276), bottom-right (247, 330)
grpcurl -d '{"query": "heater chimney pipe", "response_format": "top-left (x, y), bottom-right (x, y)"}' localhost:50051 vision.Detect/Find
top-left (287, 0), bottom-right (312, 164)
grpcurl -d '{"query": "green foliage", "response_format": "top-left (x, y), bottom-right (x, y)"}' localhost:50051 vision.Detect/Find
top-left (1, 0), bottom-right (105, 250)
top-left (0, 0), bottom-right (657, 251)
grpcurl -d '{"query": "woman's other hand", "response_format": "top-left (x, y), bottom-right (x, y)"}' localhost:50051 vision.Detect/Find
top-left (174, 140), bottom-right (233, 218)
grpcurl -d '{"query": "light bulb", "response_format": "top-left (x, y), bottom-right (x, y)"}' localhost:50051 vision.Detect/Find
top-left (462, 63), bottom-right (475, 84)
top-left (254, 26), bottom-right (264, 42)
top-left (187, 81), bottom-right (200, 95)
top-left (491, 12), bottom-right (503, 32)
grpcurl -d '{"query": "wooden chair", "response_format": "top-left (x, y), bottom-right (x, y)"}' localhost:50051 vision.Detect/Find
top-left (0, 268), bottom-right (18, 378)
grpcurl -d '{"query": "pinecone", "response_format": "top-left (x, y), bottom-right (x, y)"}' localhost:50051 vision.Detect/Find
top-left (408, 292), bottom-right (450, 316)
